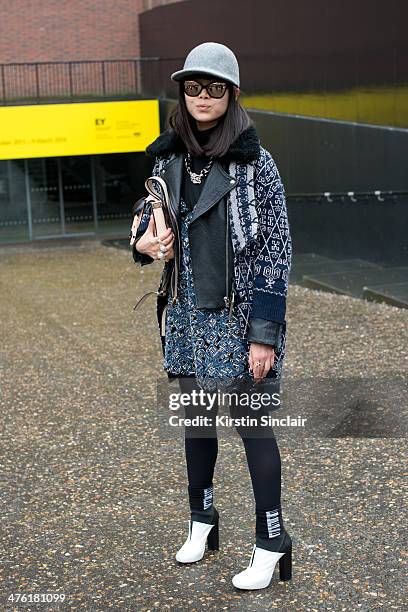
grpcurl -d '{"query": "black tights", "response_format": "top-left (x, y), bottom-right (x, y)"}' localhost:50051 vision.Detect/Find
top-left (178, 376), bottom-right (284, 544)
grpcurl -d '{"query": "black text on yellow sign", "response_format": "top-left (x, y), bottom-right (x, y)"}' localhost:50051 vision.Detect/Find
top-left (0, 99), bottom-right (160, 160)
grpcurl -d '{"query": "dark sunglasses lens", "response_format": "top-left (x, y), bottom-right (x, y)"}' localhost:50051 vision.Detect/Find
top-left (207, 83), bottom-right (227, 98)
top-left (184, 81), bottom-right (201, 96)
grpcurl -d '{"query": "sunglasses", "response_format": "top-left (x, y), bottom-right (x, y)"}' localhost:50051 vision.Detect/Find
top-left (183, 80), bottom-right (229, 99)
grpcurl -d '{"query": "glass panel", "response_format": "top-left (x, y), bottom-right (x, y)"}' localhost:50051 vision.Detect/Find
top-left (61, 156), bottom-right (95, 235)
top-left (0, 152), bottom-right (153, 244)
top-left (94, 152), bottom-right (152, 237)
top-left (0, 159), bottom-right (29, 244)
top-left (28, 157), bottom-right (62, 238)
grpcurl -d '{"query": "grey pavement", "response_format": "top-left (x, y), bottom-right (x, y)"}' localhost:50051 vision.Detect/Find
top-left (0, 240), bottom-right (407, 611)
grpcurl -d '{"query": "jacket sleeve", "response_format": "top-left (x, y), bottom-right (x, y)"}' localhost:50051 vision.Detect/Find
top-left (247, 149), bottom-right (292, 347)
top-left (132, 156), bottom-right (161, 266)
top-left (247, 319), bottom-right (284, 350)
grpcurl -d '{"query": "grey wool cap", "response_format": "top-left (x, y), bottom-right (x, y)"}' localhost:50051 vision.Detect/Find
top-left (171, 42), bottom-right (240, 88)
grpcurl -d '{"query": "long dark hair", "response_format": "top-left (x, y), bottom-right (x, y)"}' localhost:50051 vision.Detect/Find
top-left (168, 79), bottom-right (254, 158)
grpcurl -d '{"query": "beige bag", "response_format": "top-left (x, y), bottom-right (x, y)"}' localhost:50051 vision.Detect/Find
top-left (131, 176), bottom-right (180, 328)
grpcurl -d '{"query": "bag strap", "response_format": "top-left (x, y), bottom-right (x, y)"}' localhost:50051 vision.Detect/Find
top-left (133, 289), bottom-right (166, 311)
top-left (225, 203), bottom-right (235, 321)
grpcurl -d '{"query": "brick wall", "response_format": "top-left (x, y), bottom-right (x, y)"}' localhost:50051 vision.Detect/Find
top-left (0, 0), bottom-right (185, 63)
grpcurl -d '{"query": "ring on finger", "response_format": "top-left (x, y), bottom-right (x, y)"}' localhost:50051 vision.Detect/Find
top-left (160, 244), bottom-right (167, 253)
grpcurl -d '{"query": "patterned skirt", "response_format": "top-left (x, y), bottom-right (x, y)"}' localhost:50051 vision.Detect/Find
top-left (163, 196), bottom-right (251, 392)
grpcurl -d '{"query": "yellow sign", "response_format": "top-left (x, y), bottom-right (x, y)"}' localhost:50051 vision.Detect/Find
top-left (0, 99), bottom-right (160, 160)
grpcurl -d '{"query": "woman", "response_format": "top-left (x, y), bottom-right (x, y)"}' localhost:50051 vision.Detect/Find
top-left (133, 42), bottom-right (293, 590)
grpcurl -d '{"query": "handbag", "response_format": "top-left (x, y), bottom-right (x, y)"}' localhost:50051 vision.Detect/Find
top-left (130, 176), bottom-right (180, 336)
top-left (130, 176), bottom-right (171, 245)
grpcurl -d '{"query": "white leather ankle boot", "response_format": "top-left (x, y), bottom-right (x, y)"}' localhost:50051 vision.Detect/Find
top-left (232, 531), bottom-right (292, 589)
top-left (175, 507), bottom-right (219, 563)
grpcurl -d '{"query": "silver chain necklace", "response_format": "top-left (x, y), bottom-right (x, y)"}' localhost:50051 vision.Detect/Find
top-left (184, 152), bottom-right (214, 184)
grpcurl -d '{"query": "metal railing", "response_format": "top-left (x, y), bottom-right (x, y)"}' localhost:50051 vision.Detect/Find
top-left (0, 58), bottom-right (163, 104)
top-left (287, 190), bottom-right (408, 204)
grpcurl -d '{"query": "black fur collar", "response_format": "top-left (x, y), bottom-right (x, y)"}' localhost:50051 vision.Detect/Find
top-left (145, 124), bottom-right (261, 163)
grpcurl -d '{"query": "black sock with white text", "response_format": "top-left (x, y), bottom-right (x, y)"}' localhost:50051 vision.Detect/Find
top-left (188, 484), bottom-right (215, 525)
top-left (255, 505), bottom-right (286, 551)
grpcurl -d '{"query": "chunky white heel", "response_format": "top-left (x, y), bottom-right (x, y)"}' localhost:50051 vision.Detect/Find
top-left (232, 532), bottom-right (292, 590)
top-left (175, 507), bottom-right (219, 563)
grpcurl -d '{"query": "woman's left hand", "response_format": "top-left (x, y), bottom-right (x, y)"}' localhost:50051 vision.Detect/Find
top-left (248, 342), bottom-right (275, 383)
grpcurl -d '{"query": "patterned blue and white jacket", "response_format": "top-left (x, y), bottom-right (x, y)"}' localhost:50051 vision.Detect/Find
top-left (134, 124), bottom-right (292, 379)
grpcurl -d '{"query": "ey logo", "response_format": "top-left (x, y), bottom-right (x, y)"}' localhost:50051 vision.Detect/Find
top-left (95, 118), bottom-right (106, 126)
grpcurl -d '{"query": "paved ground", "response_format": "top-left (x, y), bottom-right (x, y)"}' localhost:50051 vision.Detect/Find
top-left (0, 240), bottom-right (407, 611)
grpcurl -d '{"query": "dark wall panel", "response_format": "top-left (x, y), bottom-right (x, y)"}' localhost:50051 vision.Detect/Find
top-left (160, 100), bottom-right (408, 193)
top-left (287, 197), bottom-right (408, 266)
top-left (140, 0), bottom-right (408, 95)
top-left (251, 111), bottom-right (408, 193)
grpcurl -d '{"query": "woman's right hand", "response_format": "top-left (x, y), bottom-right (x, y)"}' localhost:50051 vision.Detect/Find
top-left (135, 214), bottom-right (175, 261)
